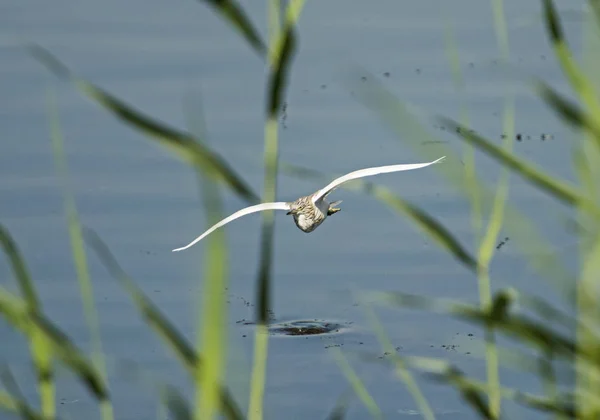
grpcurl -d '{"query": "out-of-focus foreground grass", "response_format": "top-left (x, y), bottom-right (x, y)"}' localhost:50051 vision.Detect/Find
top-left (2, 0), bottom-right (600, 419)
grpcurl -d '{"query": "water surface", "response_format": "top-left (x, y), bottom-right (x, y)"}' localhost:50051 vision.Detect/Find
top-left (0, 0), bottom-right (587, 418)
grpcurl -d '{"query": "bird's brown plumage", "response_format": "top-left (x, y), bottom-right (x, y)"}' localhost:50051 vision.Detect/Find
top-left (286, 193), bottom-right (328, 233)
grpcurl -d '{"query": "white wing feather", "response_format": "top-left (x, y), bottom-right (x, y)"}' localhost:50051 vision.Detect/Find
top-left (172, 202), bottom-right (290, 252)
top-left (312, 156), bottom-right (446, 202)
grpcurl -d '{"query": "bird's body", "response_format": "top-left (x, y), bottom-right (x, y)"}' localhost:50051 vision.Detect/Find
top-left (287, 193), bottom-right (329, 232)
top-left (172, 156), bottom-right (445, 252)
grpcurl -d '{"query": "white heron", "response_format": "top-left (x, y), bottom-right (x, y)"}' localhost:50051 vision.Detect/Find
top-left (172, 156), bottom-right (445, 252)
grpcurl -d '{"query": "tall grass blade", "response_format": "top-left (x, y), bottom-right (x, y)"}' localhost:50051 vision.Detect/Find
top-left (535, 79), bottom-right (600, 142)
top-left (199, 0), bottom-right (267, 57)
top-left (542, 0), bottom-right (600, 136)
top-left (482, 0), bottom-right (514, 414)
top-left (363, 353), bottom-right (576, 418)
top-left (589, 0), bottom-right (600, 29)
top-left (0, 387), bottom-right (46, 420)
top-left (330, 348), bottom-right (382, 420)
top-left (30, 46), bottom-right (259, 205)
top-left (0, 227), bottom-right (39, 310)
top-left (249, 6), bottom-right (299, 418)
top-left (0, 226), bottom-right (55, 417)
top-left (0, 391), bottom-right (21, 417)
top-left (0, 289), bottom-right (109, 401)
top-left (187, 97), bottom-right (230, 420)
top-left (519, 293), bottom-right (591, 337)
top-left (366, 289), bottom-right (600, 365)
top-left (438, 117), bottom-right (594, 212)
top-left (82, 228), bottom-right (244, 420)
top-left (362, 305), bottom-right (435, 420)
top-left (325, 390), bottom-right (352, 420)
top-left (47, 87), bottom-right (113, 420)
top-left (576, 11), bottom-right (600, 417)
top-left (266, 26), bottom-right (296, 117)
top-left (442, 20), bottom-right (482, 240)
top-left (162, 385), bottom-right (194, 420)
top-left (281, 163), bottom-right (477, 271)
top-left (0, 366), bottom-right (49, 420)
top-left (346, 73), bottom-right (578, 302)
top-left (117, 360), bottom-right (195, 420)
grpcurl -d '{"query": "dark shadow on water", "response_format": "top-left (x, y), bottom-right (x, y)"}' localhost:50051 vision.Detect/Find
top-left (268, 319), bottom-right (349, 336)
top-left (237, 316), bottom-right (351, 336)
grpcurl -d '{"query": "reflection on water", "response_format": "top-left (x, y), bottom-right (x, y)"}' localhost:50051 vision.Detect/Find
top-left (0, 0), bottom-right (585, 418)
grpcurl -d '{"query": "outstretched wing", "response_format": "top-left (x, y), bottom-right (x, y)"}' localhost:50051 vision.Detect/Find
top-left (172, 202), bottom-right (290, 252)
top-left (312, 156), bottom-right (446, 202)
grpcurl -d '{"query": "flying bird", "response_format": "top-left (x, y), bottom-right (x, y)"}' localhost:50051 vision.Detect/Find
top-left (172, 156), bottom-right (445, 252)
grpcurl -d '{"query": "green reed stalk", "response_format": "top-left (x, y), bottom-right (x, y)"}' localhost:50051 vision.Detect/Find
top-left (196, 170), bottom-right (228, 420)
top-left (473, 1), bottom-right (514, 417)
top-left (249, 2), bottom-right (302, 417)
top-left (47, 88), bottom-right (113, 420)
top-left (248, 116), bottom-right (278, 420)
top-left (248, 3), bottom-right (282, 416)
top-left (575, 7), bottom-right (600, 417)
top-left (331, 347), bottom-right (383, 420)
top-left (363, 305), bottom-right (435, 420)
top-left (187, 100), bottom-right (230, 420)
top-left (0, 227), bottom-right (55, 419)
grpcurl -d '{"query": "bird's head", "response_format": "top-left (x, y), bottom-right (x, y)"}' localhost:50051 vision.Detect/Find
top-left (286, 201), bottom-right (301, 216)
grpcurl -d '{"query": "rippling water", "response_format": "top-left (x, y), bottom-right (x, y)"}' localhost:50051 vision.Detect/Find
top-left (0, 0), bottom-right (587, 418)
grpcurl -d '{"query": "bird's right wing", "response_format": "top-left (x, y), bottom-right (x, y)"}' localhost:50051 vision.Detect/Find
top-left (313, 156), bottom-right (445, 202)
top-left (172, 202), bottom-right (290, 252)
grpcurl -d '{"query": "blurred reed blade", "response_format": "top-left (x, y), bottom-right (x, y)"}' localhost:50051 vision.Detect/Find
top-left (0, 290), bottom-right (109, 401)
top-left (482, 1), bottom-right (514, 413)
top-left (0, 226), bottom-right (39, 310)
top-left (47, 87), bottom-right (113, 420)
top-left (31, 311), bottom-right (110, 401)
top-left (249, 13), bottom-right (299, 419)
top-left (402, 357), bottom-right (492, 420)
top-left (513, 392), bottom-right (575, 417)
top-left (82, 228), bottom-right (243, 420)
top-left (0, 226), bottom-right (55, 417)
top-left (542, 0), bottom-right (600, 123)
top-left (29, 45), bottom-right (259, 205)
top-left (0, 388), bottom-right (46, 420)
top-left (325, 390), bottom-right (352, 420)
top-left (438, 117), bottom-right (594, 212)
top-left (363, 353), bottom-right (576, 418)
top-left (535, 79), bottom-right (600, 143)
top-left (461, 338), bottom-right (572, 383)
top-left (518, 292), bottom-right (586, 333)
top-left (345, 72), bottom-right (578, 303)
top-left (199, 0), bottom-right (266, 57)
top-left (189, 97), bottom-right (230, 419)
top-left (256, 6), bottom-right (298, 325)
top-left (281, 163), bottom-right (478, 272)
top-left (116, 360), bottom-right (194, 420)
top-left (162, 385), bottom-right (193, 420)
top-left (358, 353), bottom-right (491, 419)
top-left (365, 289), bottom-right (596, 364)
top-left (0, 367), bottom-right (49, 420)
top-left (362, 304), bottom-right (435, 420)
top-left (330, 348), bottom-right (382, 420)
top-left (590, 0), bottom-right (600, 28)
top-left (266, 19), bottom-right (297, 117)
top-left (0, 391), bottom-right (21, 417)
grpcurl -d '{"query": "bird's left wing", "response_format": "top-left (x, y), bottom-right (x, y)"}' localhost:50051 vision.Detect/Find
top-left (172, 202), bottom-right (290, 252)
top-left (313, 156), bottom-right (445, 202)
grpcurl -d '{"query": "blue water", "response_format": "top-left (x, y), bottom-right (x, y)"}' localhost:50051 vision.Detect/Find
top-left (0, 0), bottom-right (588, 418)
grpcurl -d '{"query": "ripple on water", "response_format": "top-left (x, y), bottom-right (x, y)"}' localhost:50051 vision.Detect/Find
top-left (267, 319), bottom-right (350, 337)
